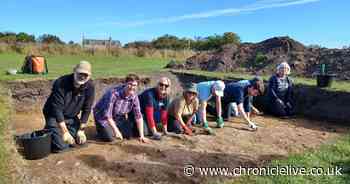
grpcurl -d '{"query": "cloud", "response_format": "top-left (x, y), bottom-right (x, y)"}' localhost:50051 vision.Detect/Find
top-left (103, 0), bottom-right (320, 27)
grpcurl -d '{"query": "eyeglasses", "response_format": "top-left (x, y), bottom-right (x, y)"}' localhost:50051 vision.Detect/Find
top-left (158, 83), bottom-right (169, 88)
top-left (127, 82), bottom-right (138, 87)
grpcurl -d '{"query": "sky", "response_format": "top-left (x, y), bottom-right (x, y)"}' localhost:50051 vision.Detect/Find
top-left (1, 0), bottom-right (349, 48)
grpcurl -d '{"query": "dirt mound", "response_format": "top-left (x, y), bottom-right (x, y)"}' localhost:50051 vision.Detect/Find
top-left (168, 36), bottom-right (350, 80)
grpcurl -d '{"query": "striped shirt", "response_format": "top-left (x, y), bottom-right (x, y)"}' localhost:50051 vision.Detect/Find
top-left (93, 85), bottom-right (142, 127)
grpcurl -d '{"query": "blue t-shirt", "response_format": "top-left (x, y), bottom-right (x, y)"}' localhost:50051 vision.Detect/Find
top-left (197, 81), bottom-right (216, 102)
top-left (223, 81), bottom-right (249, 105)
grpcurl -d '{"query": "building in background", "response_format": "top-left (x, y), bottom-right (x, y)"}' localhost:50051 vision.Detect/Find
top-left (82, 36), bottom-right (121, 49)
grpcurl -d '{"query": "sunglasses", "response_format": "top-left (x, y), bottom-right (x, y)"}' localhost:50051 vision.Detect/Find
top-left (159, 83), bottom-right (169, 88)
top-left (187, 91), bottom-right (197, 96)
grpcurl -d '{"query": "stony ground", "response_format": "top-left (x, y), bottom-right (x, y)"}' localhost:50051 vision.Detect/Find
top-left (12, 111), bottom-right (349, 184)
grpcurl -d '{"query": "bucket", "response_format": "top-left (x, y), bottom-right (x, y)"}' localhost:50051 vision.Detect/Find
top-left (18, 130), bottom-right (52, 160)
top-left (316, 74), bottom-right (335, 88)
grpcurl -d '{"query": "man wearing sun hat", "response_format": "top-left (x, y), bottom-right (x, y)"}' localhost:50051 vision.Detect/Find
top-left (43, 61), bottom-right (95, 153)
top-left (196, 80), bottom-right (225, 134)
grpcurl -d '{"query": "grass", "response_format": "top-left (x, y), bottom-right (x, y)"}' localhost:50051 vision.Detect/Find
top-left (0, 52), bottom-right (169, 81)
top-left (0, 85), bottom-right (14, 184)
top-left (171, 69), bottom-right (350, 93)
top-left (227, 134), bottom-right (350, 184)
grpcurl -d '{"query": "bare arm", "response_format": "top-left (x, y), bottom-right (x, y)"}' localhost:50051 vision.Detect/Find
top-left (199, 102), bottom-right (207, 123)
top-left (58, 121), bottom-right (68, 133)
top-left (107, 118), bottom-right (123, 139)
top-left (215, 96), bottom-right (222, 118)
top-left (136, 118), bottom-right (149, 143)
top-left (136, 118), bottom-right (144, 138)
top-left (237, 103), bottom-right (252, 125)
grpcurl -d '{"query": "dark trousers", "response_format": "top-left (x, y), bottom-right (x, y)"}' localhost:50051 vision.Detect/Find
top-left (269, 99), bottom-right (295, 117)
top-left (211, 97), bottom-right (252, 119)
top-left (167, 115), bottom-right (193, 134)
top-left (44, 116), bottom-right (80, 152)
top-left (95, 116), bottom-right (150, 142)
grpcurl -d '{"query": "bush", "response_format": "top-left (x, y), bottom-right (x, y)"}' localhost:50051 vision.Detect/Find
top-left (254, 52), bottom-right (268, 68)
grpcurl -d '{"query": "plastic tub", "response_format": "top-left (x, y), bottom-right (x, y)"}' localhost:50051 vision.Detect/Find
top-left (18, 130), bottom-right (52, 160)
top-left (316, 74), bottom-right (336, 88)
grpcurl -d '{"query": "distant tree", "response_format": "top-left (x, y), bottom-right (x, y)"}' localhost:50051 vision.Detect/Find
top-left (152, 34), bottom-right (181, 50)
top-left (124, 41), bottom-right (153, 49)
top-left (0, 32), bottom-right (17, 43)
top-left (254, 52), bottom-right (268, 68)
top-left (222, 32), bottom-right (240, 45)
top-left (68, 40), bottom-right (75, 45)
top-left (16, 32), bottom-right (35, 42)
top-left (192, 32), bottom-right (241, 51)
top-left (37, 34), bottom-right (65, 44)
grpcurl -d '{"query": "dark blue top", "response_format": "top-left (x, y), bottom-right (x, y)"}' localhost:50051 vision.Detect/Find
top-left (139, 88), bottom-right (169, 113)
top-left (43, 74), bottom-right (95, 124)
top-left (223, 81), bottom-right (249, 105)
top-left (268, 75), bottom-right (293, 102)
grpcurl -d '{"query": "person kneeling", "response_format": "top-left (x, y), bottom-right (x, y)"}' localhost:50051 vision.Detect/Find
top-left (267, 62), bottom-right (295, 117)
top-left (139, 77), bottom-right (171, 140)
top-left (43, 61), bottom-right (95, 153)
top-left (222, 77), bottom-right (265, 130)
top-left (167, 83), bottom-right (199, 136)
top-left (93, 74), bottom-right (148, 143)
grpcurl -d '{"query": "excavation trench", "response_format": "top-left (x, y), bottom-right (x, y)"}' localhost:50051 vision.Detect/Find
top-left (7, 71), bottom-right (350, 184)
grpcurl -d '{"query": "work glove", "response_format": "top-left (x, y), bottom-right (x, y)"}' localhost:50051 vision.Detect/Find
top-left (63, 132), bottom-right (75, 145)
top-left (150, 131), bottom-right (162, 140)
top-left (216, 117), bottom-right (224, 128)
top-left (77, 130), bottom-right (87, 144)
top-left (248, 122), bottom-right (258, 131)
top-left (203, 121), bottom-right (215, 135)
top-left (183, 126), bottom-right (193, 136)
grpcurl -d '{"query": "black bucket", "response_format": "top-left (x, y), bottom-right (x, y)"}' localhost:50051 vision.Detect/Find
top-left (18, 130), bottom-right (52, 160)
top-left (316, 74), bottom-right (335, 88)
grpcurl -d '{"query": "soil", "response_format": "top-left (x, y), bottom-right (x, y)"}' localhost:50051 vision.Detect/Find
top-left (12, 111), bottom-right (349, 184)
top-left (8, 71), bottom-right (350, 184)
top-left (167, 36), bottom-right (350, 80)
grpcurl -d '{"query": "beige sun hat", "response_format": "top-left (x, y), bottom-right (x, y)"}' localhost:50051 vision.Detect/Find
top-left (74, 61), bottom-right (91, 75)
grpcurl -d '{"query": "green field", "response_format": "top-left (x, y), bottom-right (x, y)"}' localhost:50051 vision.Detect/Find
top-left (0, 53), bottom-right (169, 81)
top-left (0, 86), bottom-right (13, 184)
